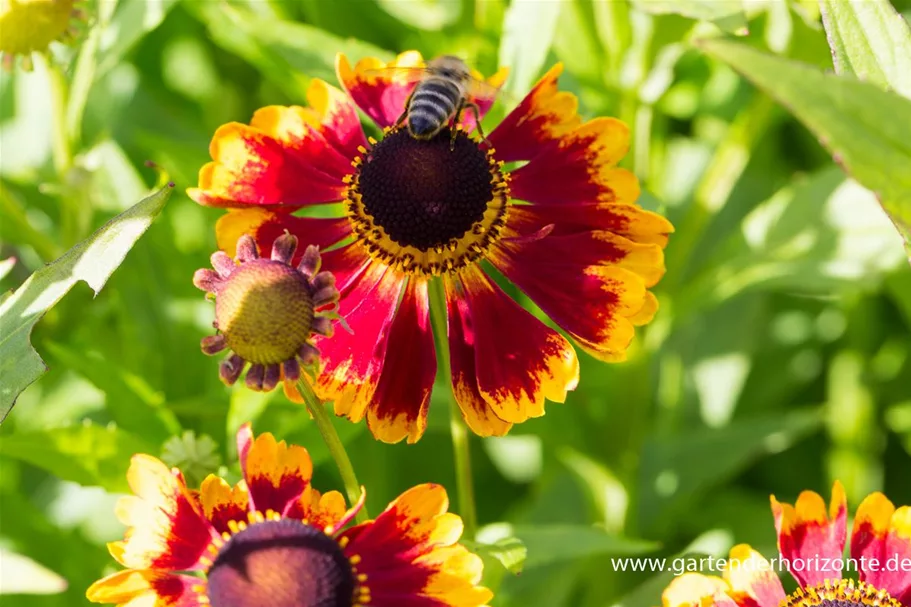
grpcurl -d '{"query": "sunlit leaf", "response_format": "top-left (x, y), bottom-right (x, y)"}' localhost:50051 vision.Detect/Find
top-left (631, 0), bottom-right (748, 35)
top-left (638, 409), bottom-right (821, 535)
top-left (698, 38), bottom-right (911, 259)
top-left (0, 423), bottom-right (153, 492)
top-left (464, 536), bottom-right (528, 574)
top-left (512, 525), bottom-right (659, 569)
top-left (820, 0), bottom-right (911, 98)
top-left (498, 0), bottom-right (562, 97)
top-left (0, 184), bottom-right (173, 421)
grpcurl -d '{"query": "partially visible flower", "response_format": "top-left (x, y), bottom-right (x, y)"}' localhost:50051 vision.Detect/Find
top-left (188, 50), bottom-right (673, 444)
top-left (0, 0), bottom-right (85, 71)
top-left (662, 482), bottom-right (911, 607)
top-left (87, 424), bottom-right (492, 607)
top-left (193, 232), bottom-right (339, 401)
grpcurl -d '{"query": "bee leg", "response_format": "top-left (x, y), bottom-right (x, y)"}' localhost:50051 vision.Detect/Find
top-left (395, 92), bottom-right (414, 130)
top-left (465, 102), bottom-right (489, 144)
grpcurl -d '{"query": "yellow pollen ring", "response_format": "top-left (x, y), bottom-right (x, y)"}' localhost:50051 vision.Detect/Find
top-left (784, 579), bottom-right (902, 607)
top-left (344, 130), bottom-right (511, 277)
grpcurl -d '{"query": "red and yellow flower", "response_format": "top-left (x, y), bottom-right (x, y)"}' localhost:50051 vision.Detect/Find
top-left (188, 50), bottom-right (673, 443)
top-left (87, 424), bottom-right (492, 607)
top-left (662, 482), bottom-right (911, 607)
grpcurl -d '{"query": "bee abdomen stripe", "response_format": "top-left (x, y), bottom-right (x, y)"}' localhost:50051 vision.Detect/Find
top-left (413, 88), bottom-right (456, 107)
top-left (410, 98), bottom-right (451, 117)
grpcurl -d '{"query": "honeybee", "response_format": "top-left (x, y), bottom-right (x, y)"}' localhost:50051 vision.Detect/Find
top-left (370, 56), bottom-right (505, 144)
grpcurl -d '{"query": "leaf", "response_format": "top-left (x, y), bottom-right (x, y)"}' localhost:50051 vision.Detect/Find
top-left (631, 0), bottom-right (748, 35)
top-left (637, 409), bottom-right (821, 535)
top-left (498, 0), bottom-right (562, 98)
top-left (819, 0), bottom-right (911, 98)
top-left (511, 525), bottom-right (659, 569)
top-left (188, 3), bottom-right (391, 98)
top-left (697, 38), bottom-right (911, 258)
top-left (96, 0), bottom-right (181, 77)
top-left (0, 423), bottom-right (153, 492)
top-left (464, 536), bottom-right (528, 575)
top-left (0, 184), bottom-right (173, 421)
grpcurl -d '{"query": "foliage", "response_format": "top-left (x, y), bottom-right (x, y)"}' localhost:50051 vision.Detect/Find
top-left (1, 1), bottom-right (910, 605)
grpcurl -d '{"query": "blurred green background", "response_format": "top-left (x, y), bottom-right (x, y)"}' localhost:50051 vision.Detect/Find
top-left (2, 1), bottom-right (911, 605)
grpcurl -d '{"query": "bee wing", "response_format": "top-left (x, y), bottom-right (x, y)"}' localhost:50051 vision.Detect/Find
top-left (360, 66), bottom-right (434, 84)
top-left (466, 68), bottom-right (513, 104)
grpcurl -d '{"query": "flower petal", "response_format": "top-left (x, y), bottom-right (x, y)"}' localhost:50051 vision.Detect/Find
top-left (215, 208), bottom-right (351, 265)
top-left (295, 78), bottom-right (368, 159)
top-left (851, 492), bottom-right (911, 603)
top-left (314, 256), bottom-right (404, 423)
top-left (723, 545), bottom-right (786, 607)
top-left (445, 278), bottom-right (513, 437)
top-left (366, 279), bottom-right (437, 444)
top-left (492, 231), bottom-right (650, 363)
top-left (108, 455), bottom-right (216, 571)
top-left (771, 481), bottom-right (847, 588)
top-left (511, 201), bottom-right (675, 247)
top-left (336, 51), bottom-right (425, 129)
top-left (198, 475), bottom-right (249, 536)
top-left (237, 426), bottom-right (313, 516)
top-left (662, 573), bottom-right (731, 607)
top-left (487, 63), bottom-right (582, 162)
top-left (451, 265), bottom-right (579, 424)
top-left (187, 121), bottom-right (348, 209)
top-left (86, 570), bottom-right (203, 607)
top-left (286, 487), bottom-right (355, 534)
top-left (341, 484), bottom-right (492, 607)
top-left (508, 118), bottom-right (635, 205)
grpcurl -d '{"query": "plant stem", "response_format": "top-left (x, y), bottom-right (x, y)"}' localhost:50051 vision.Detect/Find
top-left (428, 278), bottom-right (478, 539)
top-left (297, 379), bottom-right (368, 523)
top-left (45, 56), bottom-right (72, 177)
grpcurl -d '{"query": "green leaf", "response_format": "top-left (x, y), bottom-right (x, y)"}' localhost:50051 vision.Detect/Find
top-left (464, 536), bottom-right (528, 575)
top-left (498, 0), bottom-right (562, 98)
top-left (0, 423), bottom-right (153, 492)
top-left (819, 0), bottom-right (911, 98)
top-left (698, 38), bottom-right (911, 258)
top-left (96, 0), bottom-right (181, 77)
top-left (189, 3), bottom-right (391, 98)
top-left (512, 525), bottom-right (659, 569)
top-left (631, 0), bottom-right (749, 35)
top-left (0, 184), bottom-right (173, 421)
top-left (637, 409), bottom-right (821, 535)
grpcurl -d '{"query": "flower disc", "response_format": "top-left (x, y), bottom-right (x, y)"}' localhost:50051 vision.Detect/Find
top-left (0, 0), bottom-right (75, 55)
top-left (206, 519), bottom-right (354, 607)
top-left (215, 258), bottom-right (314, 365)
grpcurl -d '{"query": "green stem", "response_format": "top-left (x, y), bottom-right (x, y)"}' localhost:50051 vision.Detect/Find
top-left (45, 56), bottom-right (72, 176)
top-left (297, 379), bottom-right (368, 523)
top-left (0, 185), bottom-right (61, 261)
top-left (428, 278), bottom-right (478, 539)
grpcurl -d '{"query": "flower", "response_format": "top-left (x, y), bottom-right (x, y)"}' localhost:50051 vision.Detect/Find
top-left (661, 482), bottom-right (911, 607)
top-left (86, 424), bottom-right (492, 607)
top-left (0, 0), bottom-right (84, 71)
top-left (193, 232), bottom-right (340, 401)
top-left (188, 50), bottom-right (673, 443)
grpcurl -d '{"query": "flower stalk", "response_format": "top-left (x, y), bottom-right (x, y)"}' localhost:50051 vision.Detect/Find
top-left (429, 278), bottom-right (478, 539)
top-left (297, 378), bottom-right (368, 524)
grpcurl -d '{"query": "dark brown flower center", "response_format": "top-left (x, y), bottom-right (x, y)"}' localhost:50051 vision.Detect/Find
top-left (206, 519), bottom-right (354, 607)
top-left (356, 127), bottom-right (495, 251)
top-left (215, 259), bottom-right (314, 365)
top-left (784, 580), bottom-right (901, 607)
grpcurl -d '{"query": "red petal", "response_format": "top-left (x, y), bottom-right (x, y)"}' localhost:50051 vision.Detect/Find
top-left (851, 493), bottom-right (911, 602)
top-left (108, 456), bottom-right (216, 572)
top-left (452, 266), bottom-right (578, 424)
top-left (215, 208), bottom-right (351, 265)
top-left (487, 63), bottom-right (582, 162)
top-left (772, 482), bottom-right (847, 588)
top-left (297, 78), bottom-right (368, 159)
top-left (509, 118), bottom-right (635, 204)
top-left (337, 51), bottom-right (425, 129)
top-left (445, 278), bottom-right (512, 437)
top-left (237, 426), bottom-right (314, 516)
top-left (366, 279), bottom-right (437, 444)
top-left (187, 121), bottom-right (348, 209)
top-left (508, 202), bottom-right (674, 247)
top-left (340, 484), bottom-right (491, 607)
top-left (198, 475), bottom-right (249, 536)
top-left (314, 257), bottom-right (404, 423)
top-left (86, 570), bottom-right (203, 607)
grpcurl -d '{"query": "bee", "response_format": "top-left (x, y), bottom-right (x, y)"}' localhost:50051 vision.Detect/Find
top-left (372, 56), bottom-right (504, 145)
